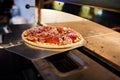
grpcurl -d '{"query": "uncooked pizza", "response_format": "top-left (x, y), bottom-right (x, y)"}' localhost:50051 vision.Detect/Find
top-left (21, 25), bottom-right (85, 48)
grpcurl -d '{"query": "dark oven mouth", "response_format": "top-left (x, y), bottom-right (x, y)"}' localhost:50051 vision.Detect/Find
top-left (45, 50), bottom-right (87, 77)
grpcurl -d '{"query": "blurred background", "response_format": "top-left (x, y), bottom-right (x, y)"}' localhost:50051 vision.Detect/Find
top-left (0, 0), bottom-right (120, 30)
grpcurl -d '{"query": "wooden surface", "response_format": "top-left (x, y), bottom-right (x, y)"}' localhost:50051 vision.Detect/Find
top-left (40, 9), bottom-right (120, 70)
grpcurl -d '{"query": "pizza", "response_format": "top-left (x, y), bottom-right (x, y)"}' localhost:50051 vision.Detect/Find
top-left (21, 25), bottom-right (85, 49)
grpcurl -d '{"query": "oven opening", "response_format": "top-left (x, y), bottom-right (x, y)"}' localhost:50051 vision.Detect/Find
top-left (45, 51), bottom-right (86, 73)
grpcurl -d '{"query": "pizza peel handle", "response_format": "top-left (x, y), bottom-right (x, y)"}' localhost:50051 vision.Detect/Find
top-left (35, 0), bottom-right (54, 26)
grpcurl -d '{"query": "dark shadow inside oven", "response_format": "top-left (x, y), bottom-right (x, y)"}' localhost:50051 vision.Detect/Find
top-left (45, 50), bottom-right (87, 76)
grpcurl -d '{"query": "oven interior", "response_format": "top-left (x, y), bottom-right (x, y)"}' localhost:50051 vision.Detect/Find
top-left (31, 50), bottom-right (87, 80)
top-left (45, 50), bottom-right (87, 76)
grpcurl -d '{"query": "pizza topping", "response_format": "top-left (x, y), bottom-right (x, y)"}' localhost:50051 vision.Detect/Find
top-left (66, 32), bottom-right (78, 42)
top-left (62, 36), bottom-right (73, 45)
top-left (26, 36), bottom-right (36, 42)
top-left (22, 26), bottom-right (81, 46)
top-left (45, 36), bottom-right (59, 44)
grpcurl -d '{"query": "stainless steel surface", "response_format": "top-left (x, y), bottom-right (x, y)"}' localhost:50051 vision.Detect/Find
top-left (6, 43), bottom-right (57, 59)
top-left (5, 39), bottom-right (85, 60)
